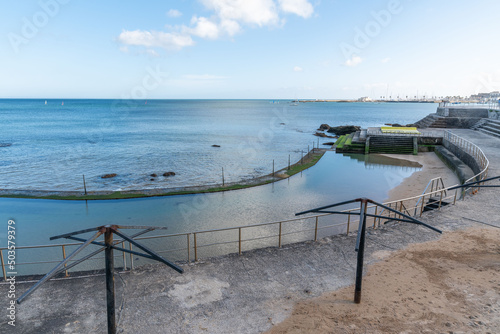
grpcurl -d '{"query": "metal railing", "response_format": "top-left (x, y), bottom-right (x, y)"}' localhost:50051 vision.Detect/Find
top-left (443, 130), bottom-right (490, 196)
top-left (366, 129), bottom-right (444, 137)
top-left (0, 131), bottom-right (491, 280)
top-left (439, 101), bottom-right (500, 110)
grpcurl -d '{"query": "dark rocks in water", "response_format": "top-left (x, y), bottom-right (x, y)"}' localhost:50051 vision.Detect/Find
top-left (101, 173), bottom-right (117, 179)
top-left (0, 143), bottom-right (12, 147)
top-left (212, 144), bottom-right (221, 147)
top-left (314, 132), bottom-right (336, 138)
top-left (406, 123), bottom-right (416, 127)
top-left (163, 172), bottom-right (176, 177)
top-left (150, 173), bottom-right (157, 177)
top-left (391, 123), bottom-right (403, 127)
top-left (323, 142), bottom-right (336, 145)
top-left (327, 125), bottom-right (360, 135)
top-left (280, 122), bottom-right (285, 125)
top-left (317, 124), bottom-right (330, 131)
top-left (150, 178), bottom-right (155, 181)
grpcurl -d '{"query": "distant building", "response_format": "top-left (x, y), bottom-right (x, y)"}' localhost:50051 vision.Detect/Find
top-left (469, 91), bottom-right (500, 103)
top-left (358, 96), bottom-right (372, 102)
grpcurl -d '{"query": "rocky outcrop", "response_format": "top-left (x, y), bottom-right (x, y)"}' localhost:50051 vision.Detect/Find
top-left (317, 124), bottom-right (330, 131)
top-left (327, 125), bottom-right (361, 136)
top-left (163, 172), bottom-right (176, 177)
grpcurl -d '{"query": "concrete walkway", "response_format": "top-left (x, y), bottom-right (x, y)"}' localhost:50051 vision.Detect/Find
top-left (1, 130), bottom-right (499, 334)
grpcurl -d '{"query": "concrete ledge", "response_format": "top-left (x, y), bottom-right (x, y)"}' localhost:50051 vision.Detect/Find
top-left (435, 146), bottom-right (474, 184)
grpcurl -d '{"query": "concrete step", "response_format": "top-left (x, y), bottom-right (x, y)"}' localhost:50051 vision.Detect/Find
top-left (482, 122), bottom-right (500, 131)
top-left (479, 128), bottom-right (500, 139)
top-left (487, 119), bottom-right (500, 126)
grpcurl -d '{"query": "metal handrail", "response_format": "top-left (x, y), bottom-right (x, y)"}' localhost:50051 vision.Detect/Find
top-left (443, 130), bottom-right (490, 196)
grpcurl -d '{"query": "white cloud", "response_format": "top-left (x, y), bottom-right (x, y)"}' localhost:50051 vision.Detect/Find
top-left (188, 16), bottom-right (222, 39)
top-left (167, 9), bottom-right (182, 18)
top-left (381, 57), bottom-right (391, 63)
top-left (118, 0), bottom-right (314, 52)
top-left (345, 55), bottom-right (362, 67)
top-left (293, 66), bottom-right (303, 72)
top-left (278, 0), bottom-right (314, 18)
top-left (117, 30), bottom-right (194, 51)
top-left (201, 0), bottom-right (280, 26)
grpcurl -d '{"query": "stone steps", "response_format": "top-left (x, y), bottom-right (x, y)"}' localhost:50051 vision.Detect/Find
top-left (476, 119), bottom-right (500, 138)
top-left (368, 136), bottom-right (414, 154)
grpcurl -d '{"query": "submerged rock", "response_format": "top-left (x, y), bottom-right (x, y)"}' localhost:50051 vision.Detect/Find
top-left (314, 132), bottom-right (336, 138)
top-left (150, 173), bottom-right (157, 177)
top-left (327, 125), bottom-right (360, 135)
top-left (212, 144), bottom-right (221, 147)
top-left (163, 172), bottom-right (176, 177)
top-left (101, 173), bottom-right (117, 179)
top-left (0, 143), bottom-right (12, 147)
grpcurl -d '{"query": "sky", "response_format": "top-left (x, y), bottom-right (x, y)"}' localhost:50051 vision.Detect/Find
top-left (1, 0), bottom-right (499, 99)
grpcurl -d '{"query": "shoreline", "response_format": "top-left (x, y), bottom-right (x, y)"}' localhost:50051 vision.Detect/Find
top-left (0, 150), bottom-right (326, 200)
top-left (384, 152), bottom-right (461, 203)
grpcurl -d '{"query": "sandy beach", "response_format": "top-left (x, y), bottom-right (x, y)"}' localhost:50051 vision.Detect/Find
top-left (266, 227), bottom-right (500, 334)
top-left (384, 152), bottom-right (460, 202)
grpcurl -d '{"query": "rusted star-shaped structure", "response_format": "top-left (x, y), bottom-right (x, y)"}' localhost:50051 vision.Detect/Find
top-left (17, 225), bottom-right (183, 334)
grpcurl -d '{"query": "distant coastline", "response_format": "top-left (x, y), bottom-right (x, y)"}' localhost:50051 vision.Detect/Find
top-left (297, 100), bottom-right (439, 103)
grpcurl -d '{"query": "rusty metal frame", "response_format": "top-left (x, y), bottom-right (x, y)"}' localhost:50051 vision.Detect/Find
top-left (16, 225), bottom-right (183, 334)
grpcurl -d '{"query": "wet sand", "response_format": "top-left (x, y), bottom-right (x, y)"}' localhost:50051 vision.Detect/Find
top-left (384, 152), bottom-right (460, 202)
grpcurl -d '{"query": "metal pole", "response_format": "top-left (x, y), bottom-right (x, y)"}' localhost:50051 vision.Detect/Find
top-left (105, 229), bottom-right (116, 334)
top-left (0, 250), bottom-right (6, 281)
top-left (314, 217), bottom-right (318, 241)
top-left (354, 200), bottom-right (367, 304)
top-left (288, 155), bottom-right (290, 170)
top-left (278, 222), bottom-right (282, 248)
top-left (62, 245), bottom-right (69, 277)
top-left (187, 234), bottom-right (190, 263)
top-left (222, 167), bottom-right (225, 186)
top-left (238, 228), bottom-right (242, 255)
top-left (194, 233), bottom-right (198, 262)
top-left (121, 242), bottom-right (126, 270)
top-left (273, 160), bottom-right (275, 176)
top-left (129, 243), bottom-right (134, 270)
top-left (83, 175), bottom-right (87, 195)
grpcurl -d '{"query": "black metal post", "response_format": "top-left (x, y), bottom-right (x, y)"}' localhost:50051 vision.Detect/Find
top-left (104, 228), bottom-right (116, 334)
top-left (222, 167), bottom-right (225, 186)
top-left (83, 175), bottom-right (87, 195)
top-left (354, 200), bottom-right (367, 304)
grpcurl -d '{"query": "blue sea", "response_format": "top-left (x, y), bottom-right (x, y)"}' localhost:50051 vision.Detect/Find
top-left (0, 99), bottom-right (436, 191)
